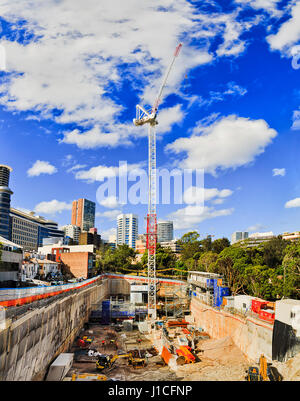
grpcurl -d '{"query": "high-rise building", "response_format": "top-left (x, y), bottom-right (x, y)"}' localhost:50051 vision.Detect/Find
top-left (117, 214), bottom-right (138, 249)
top-left (157, 220), bottom-right (173, 243)
top-left (71, 198), bottom-right (95, 232)
top-left (0, 165), bottom-right (13, 239)
top-left (231, 231), bottom-right (249, 244)
top-left (10, 208), bottom-right (64, 250)
top-left (79, 227), bottom-right (101, 249)
top-left (62, 224), bottom-right (81, 243)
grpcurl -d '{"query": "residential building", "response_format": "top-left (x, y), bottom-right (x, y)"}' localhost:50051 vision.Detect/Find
top-left (9, 208), bottom-right (64, 251)
top-left (157, 220), bottom-right (173, 243)
top-left (21, 257), bottom-right (59, 281)
top-left (62, 224), bottom-right (81, 244)
top-left (0, 235), bottom-right (23, 282)
top-left (0, 165), bottom-right (13, 239)
top-left (117, 214), bottom-right (138, 249)
top-left (79, 228), bottom-right (101, 249)
top-left (71, 198), bottom-right (95, 232)
top-left (231, 231), bottom-right (249, 244)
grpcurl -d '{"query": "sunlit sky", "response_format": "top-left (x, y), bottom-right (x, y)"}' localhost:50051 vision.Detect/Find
top-left (1, 0), bottom-right (300, 240)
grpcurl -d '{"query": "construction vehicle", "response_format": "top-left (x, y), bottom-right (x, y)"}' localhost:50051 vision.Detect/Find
top-left (96, 353), bottom-right (146, 371)
top-left (246, 354), bottom-right (282, 381)
top-left (176, 345), bottom-right (196, 365)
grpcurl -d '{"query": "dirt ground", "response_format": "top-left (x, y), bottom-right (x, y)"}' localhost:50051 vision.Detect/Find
top-left (67, 324), bottom-right (179, 381)
top-left (176, 336), bottom-right (249, 381)
top-left (66, 323), bottom-right (250, 381)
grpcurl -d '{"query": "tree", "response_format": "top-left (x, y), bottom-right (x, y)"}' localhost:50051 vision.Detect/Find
top-left (141, 244), bottom-right (177, 273)
top-left (198, 251), bottom-right (218, 272)
top-left (282, 243), bottom-right (300, 299)
top-left (96, 244), bottom-right (136, 273)
top-left (243, 264), bottom-right (283, 300)
top-left (261, 236), bottom-right (290, 269)
top-left (215, 247), bottom-right (250, 294)
top-left (200, 236), bottom-right (212, 252)
top-left (211, 237), bottom-right (230, 254)
top-left (178, 231), bottom-right (202, 261)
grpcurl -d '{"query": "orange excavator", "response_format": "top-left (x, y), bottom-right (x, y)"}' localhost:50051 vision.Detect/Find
top-left (246, 354), bottom-right (282, 381)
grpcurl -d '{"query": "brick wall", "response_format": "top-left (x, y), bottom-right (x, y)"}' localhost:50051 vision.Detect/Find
top-left (60, 252), bottom-right (92, 278)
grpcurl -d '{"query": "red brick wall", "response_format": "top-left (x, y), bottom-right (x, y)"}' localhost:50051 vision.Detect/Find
top-left (60, 252), bottom-right (90, 278)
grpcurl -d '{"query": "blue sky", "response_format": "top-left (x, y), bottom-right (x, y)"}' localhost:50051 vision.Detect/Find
top-left (1, 0), bottom-right (300, 240)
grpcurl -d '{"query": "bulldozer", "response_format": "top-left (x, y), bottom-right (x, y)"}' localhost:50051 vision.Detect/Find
top-left (96, 353), bottom-right (146, 371)
top-left (246, 354), bottom-right (282, 381)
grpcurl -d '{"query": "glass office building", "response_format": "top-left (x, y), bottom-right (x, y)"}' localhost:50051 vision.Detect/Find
top-left (0, 165), bottom-right (13, 239)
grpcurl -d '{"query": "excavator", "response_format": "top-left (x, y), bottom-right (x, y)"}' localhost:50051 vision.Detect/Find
top-left (246, 354), bottom-right (282, 381)
top-left (96, 353), bottom-right (146, 371)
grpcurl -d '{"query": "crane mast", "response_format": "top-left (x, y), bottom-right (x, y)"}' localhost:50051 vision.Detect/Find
top-left (133, 43), bottom-right (182, 322)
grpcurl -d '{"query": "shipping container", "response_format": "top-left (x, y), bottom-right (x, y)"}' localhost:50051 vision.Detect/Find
top-left (258, 309), bottom-right (275, 323)
top-left (275, 299), bottom-right (300, 327)
top-left (233, 295), bottom-right (253, 313)
top-left (251, 298), bottom-right (268, 314)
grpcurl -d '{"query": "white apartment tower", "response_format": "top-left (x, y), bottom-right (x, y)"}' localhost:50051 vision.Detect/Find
top-left (63, 224), bottom-right (81, 243)
top-left (117, 214), bottom-right (138, 249)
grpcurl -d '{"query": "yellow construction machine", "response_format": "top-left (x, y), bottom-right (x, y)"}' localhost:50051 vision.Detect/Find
top-left (96, 353), bottom-right (146, 371)
top-left (246, 354), bottom-right (282, 381)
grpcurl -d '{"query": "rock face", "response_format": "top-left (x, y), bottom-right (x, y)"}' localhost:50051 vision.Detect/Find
top-left (0, 279), bottom-right (109, 381)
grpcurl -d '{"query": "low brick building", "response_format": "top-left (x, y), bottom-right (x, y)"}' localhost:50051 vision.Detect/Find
top-left (60, 251), bottom-right (94, 278)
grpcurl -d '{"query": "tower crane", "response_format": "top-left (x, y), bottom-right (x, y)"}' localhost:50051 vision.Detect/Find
top-left (133, 43), bottom-right (182, 322)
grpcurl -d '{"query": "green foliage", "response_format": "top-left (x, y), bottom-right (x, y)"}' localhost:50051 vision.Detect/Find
top-left (94, 231), bottom-right (300, 301)
top-left (141, 244), bottom-right (177, 271)
top-left (261, 236), bottom-right (290, 269)
top-left (282, 243), bottom-right (300, 298)
top-left (96, 244), bottom-right (136, 273)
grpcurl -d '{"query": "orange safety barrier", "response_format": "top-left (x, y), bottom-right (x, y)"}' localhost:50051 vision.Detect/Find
top-left (0, 277), bottom-right (100, 307)
top-left (161, 346), bottom-right (172, 365)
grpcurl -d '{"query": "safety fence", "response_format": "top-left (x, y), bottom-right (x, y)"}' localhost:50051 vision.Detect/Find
top-left (0, 276), bottom-right (102, 307)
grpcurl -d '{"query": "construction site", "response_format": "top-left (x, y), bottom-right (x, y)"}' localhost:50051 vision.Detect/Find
top-left (1, 43), bottom-right (300, 384)
top-left (37, 271), bottom-right (299, 382)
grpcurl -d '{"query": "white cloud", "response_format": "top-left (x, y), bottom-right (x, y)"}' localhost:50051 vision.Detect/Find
top-left (99, 196), bottom-right (120, 209)
top-left (0, 0), bottom-right (263, 150)
top-left (166, 115), bottom-right (277, 175)
top-left (236, 0), bottom-right (283, 17)
top-left (285, 197), bottom-right (300, 208)
top-left (168, 204), bottom-right (234, 230)
top-left (272, 168), bottom-right (286, 177)
top-left (34, 199), bottom-right (72, 215)
top-left (27, 160), bottom-right (57, 177)
top-left (267, 1), bottom-right (300, 55)
top-left (67, 164), bottom-right (87, 173)
top-left (247, 223), bottom-right (267, 232)
top-left (183, 186), bottom-right (233, 205)
top-left (292, 109), bottom-right (300, 130)
top-left (75, 162), bottom-right (144, 183)
top-left (97, 209), bottom-right (122, 220)
top-left (101, 227), bottom-right (117, 240)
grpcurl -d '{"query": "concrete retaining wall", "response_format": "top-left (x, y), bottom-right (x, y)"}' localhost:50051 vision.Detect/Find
top-left (191, 297), bottom-right (273, 362)
top-left (0, 278), bottom-right (109, 381)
